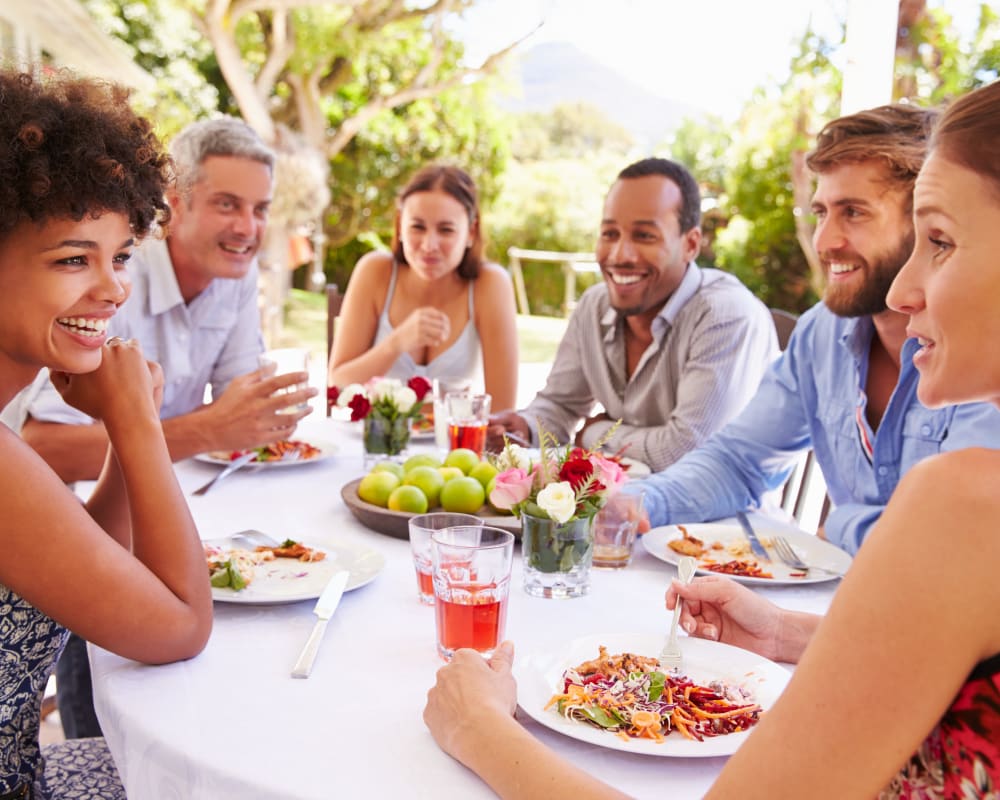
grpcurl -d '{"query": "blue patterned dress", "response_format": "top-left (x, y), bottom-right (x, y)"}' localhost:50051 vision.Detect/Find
top-left (0, 583), bottom-right (125, 799)
top-left (0, 582), bottom-right (69, 796)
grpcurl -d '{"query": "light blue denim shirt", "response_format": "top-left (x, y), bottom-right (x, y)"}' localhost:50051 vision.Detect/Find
top-left (632, 301), bottom-right (1000, 554)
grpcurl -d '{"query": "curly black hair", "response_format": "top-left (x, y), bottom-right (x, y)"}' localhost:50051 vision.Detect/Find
top-left (0, 69), bottom-right (171, 240)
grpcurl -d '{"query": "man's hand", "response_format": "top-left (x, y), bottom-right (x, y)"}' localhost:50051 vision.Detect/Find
top-left (192, 366), bottom-right (318, 452)
top-left (485, 410), bottom-right (530, 452)
top-left (666, 575), bottom-right (785, 662)
top-left (574, 411), bottom-right (611, 447)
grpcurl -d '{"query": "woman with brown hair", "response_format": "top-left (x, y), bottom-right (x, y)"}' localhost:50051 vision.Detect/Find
top-left (328, 165), bottom-right (518, 410)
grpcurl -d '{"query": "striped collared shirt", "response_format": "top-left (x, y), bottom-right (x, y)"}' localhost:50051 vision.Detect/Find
top-left (521, 263), bottom-right (779, 471)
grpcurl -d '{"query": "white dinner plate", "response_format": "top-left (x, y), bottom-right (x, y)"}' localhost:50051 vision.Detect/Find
top-left (642, 521), bottom-right (851, 585)
top-left (206, 538), bottom-right (385, 604)
top-left (514, 632), bottom-right (790, 758)
top-left (194, 440), bottom-right (337, 469)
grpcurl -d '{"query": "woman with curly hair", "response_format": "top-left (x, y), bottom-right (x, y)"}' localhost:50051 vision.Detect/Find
top-left (328, 164), bottom-right (519, 411)
top-left (0, 69), bottom-right (212, 798)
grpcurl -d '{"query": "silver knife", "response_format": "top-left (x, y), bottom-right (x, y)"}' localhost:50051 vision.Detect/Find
top-left (291, 570), bottom-right (350, 679)
top-left (735, 511), bottom-right (770, 561)
top-left (192, 451), bottom-right (257, 496)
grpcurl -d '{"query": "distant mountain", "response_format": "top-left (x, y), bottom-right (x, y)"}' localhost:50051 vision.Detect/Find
top-left (503, 42), bottom-right (704, 148)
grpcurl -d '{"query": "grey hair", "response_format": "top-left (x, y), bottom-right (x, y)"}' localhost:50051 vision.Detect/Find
top-left (169, 117), bottom-right (275, 196)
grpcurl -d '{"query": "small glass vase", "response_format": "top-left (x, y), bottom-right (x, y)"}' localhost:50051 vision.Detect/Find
top-left (362, 411), bottom-right (410, 468)
top-left (520, 512), bottom-right (594, 598)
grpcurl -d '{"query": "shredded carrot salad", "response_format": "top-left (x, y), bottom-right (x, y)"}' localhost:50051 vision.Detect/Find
top-left (545, 646), bottom-right (762, 743)
top-left (228, 440), bottom-right (321, 462)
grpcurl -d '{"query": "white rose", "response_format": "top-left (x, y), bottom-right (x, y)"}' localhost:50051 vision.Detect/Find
top-left (337, 383), bottom-right (365, 407)
top-left (392, 386), bottom-right (418, 414)
top-left (536, 481), bottom-right (577, 524)
top-left (497, 443), bottom-right (533, 472)
top-left (370, 378), bottom-right (401, 402)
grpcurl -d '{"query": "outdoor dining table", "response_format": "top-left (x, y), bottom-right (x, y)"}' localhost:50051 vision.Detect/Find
top-left (87, 415), bottom-right (839, 800)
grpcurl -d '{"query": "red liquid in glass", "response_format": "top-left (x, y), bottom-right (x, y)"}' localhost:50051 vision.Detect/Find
top-left (417, 569), bottom-right (434, 597)
top-left (449, 423), bottom-right (487, 456)
top-left (435, 592), bottom-right (507, 654)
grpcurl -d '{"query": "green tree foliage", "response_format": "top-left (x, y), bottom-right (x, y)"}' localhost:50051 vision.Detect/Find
top-left (484, 102), bottom-right (632, 315)
top-left (670, 2), bottom-right (999, 314)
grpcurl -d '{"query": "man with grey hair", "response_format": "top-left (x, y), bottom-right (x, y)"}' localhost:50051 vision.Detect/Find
top-left (14, 117), bottom-right (316, 740)
top-left (16, 116), bottom-right (316, 482)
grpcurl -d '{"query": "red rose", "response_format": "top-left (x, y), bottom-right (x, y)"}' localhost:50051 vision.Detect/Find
top-left (327, 385), bottom-right (340, 408)
top-left (407, 376), bottom-right (432, 401)
top-left (347, 393), bottom-right (372, 422)
top-left (558, 456), bottom-right (604, 493)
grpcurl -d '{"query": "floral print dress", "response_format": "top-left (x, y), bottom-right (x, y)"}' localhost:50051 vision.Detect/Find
top-left (881, 653), bottom-right (1000, 799)
top-left (0, 582), bottom-right (69, 796)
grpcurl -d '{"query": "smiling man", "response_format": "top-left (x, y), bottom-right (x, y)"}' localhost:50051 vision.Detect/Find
top-left (9, 117), bottom-right (316, 484)
top-left (487, 158), bottom-right (778, 471)
top-left (630, 104), bottom-right (1000, 554)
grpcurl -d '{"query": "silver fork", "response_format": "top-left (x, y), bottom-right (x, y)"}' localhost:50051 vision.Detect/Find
top-left (191, 452), bottom-right (256, 496)
top-left (771, 536), bottom-right (846, 577)
top-left (230, 529), bottom-right (281, 549)
top-left (659, 556), bottom-right (697, 673)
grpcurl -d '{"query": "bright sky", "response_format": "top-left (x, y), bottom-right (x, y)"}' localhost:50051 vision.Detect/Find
top-left (456, 0), bottom-right (985, 118)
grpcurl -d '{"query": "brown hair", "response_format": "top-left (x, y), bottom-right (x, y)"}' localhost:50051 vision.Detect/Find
top-left (391, 164), bottom-right (484, 279)
top-left (805, 104), bottom-right (939, 199)
top-left (0, 69), bottom-right (171, 240)
top-left (930, 80), bottom-right (1000, 201)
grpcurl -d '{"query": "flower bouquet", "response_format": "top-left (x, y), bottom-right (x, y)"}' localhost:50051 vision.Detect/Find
top-left (329, 376), bottom-right (432, 465)
top-left (489, 426), bottom-right (627, 598)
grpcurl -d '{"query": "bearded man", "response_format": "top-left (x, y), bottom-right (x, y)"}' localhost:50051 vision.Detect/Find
top-left (629, 104), bottom-right (1000, 554)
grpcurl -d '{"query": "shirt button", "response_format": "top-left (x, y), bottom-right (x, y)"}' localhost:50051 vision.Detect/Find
top-left (877, 466), bottom-right (888, 476)
top-left (921, 424), bottom-right (931, 436)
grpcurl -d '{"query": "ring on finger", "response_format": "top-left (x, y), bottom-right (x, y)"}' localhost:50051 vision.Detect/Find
top-left (106, 336), bottom-right (126, 347)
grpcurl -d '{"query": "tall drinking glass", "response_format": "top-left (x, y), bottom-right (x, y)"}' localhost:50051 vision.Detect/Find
top-left (408, 512), bottom-right (483, 605)
top-left (445, 392), bottom-right (491, 457)
top-left (431, 525), bottom-right (514, 660)
top-left (432, 377), bottom-right (473, 451)
top-left (259, 347), bottom-right (310, 414)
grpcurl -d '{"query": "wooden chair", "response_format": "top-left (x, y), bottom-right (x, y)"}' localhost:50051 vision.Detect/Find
top-left (768, 308), bottom-right (831, 533)
top-left (770, 308), bottom-right (799, 351)
top-left (326, 284), bottom-right (343, 416)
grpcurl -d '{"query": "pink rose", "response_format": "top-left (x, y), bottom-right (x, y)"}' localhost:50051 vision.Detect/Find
top-left (489, 468), bottom-right (534, 510)
top-left (591, 455), bottom-right (627, 495)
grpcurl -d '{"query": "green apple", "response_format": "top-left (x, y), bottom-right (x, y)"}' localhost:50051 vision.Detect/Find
top-left (440, 476), bottom-right (486, 514)
top-left (371, 460), bottom-right (405, 480)
top-left (468, 461), bottom-right (498, 489)
top-left (357, 471), bottom-right (401, 508)
top-left (403, 465), bottom-right (446, 508)
top-left (387, 485), bottom-right (429, 514)
top-left (438, 466), bottom-right (465, 483)
top-left (403, 453), bottom-right (442, 474)
top-left (444, 448), bottom-right (481, 475)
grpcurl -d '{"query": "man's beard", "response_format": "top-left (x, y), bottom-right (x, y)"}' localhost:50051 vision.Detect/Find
top-left (823, 230), bottom-right (914, 318)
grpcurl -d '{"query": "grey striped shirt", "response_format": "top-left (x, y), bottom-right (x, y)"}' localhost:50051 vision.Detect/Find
top-left (522, 264), bottom-right (779, 471)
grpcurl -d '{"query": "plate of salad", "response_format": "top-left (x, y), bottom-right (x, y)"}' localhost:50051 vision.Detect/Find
top-left (195, 439), bottom-right (336, 469)
top-left (204, 537), bottom-right (385, 604)
top-left (513, 632), bottom-right (791, 757)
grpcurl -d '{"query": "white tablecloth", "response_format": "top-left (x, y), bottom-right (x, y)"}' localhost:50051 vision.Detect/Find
top-left (89, 417), bottom-right (837, 800)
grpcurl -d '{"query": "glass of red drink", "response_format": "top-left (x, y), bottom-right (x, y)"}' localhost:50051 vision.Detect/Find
top-left (431, 525), bottom-right (514, 660)
top-left (444, 392), bottom-right (492, 457)
top-left (408, 512), bottom-right (483, 605)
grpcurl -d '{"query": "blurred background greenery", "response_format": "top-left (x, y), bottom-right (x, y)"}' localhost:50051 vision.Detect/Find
top-left (59, 1), bottom-right (1000, 317)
